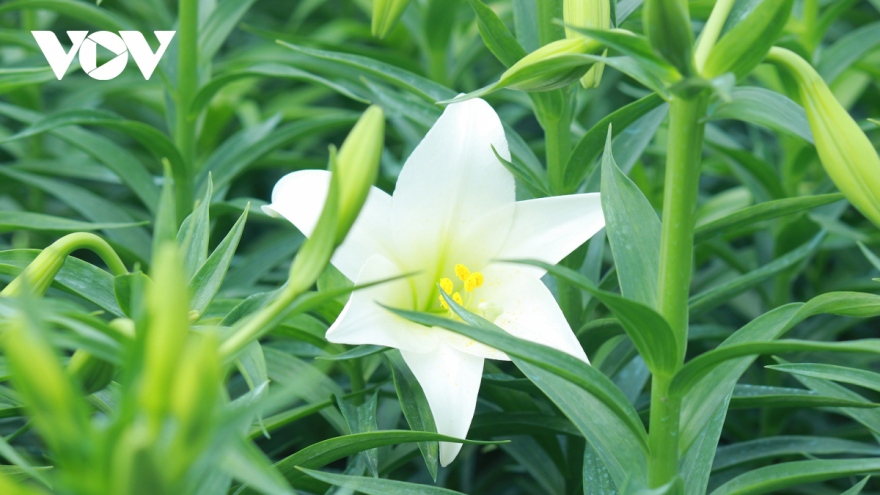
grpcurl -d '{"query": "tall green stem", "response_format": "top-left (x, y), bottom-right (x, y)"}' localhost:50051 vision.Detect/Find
top-left (693, 0), bottom-right (736, 72)
top-left (649, 94), bottom-right (708, 488)
top-left (175, 0), bottom-right (199, 219)
top-left (544, 110), bottom-right (572, 194)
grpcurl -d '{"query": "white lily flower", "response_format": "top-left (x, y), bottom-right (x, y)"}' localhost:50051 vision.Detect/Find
top-left (264, 99), bottom-right (605, 466)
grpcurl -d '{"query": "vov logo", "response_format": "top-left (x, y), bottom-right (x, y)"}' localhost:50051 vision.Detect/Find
top-left (32, 31), bottom-right (176, 81)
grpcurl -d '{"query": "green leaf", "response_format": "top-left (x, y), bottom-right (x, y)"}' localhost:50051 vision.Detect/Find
top-left (317, 345), bottom-right (386, 361)
top-left (688, 232), bottom-right (824, 315)
top-left (680, 395), bottom-right (729, 495)
top-left (467, 0), bottom-right (527, 67)
top-left (671, 339), bottom-right (880, 397)
top-left (818, 22), bottom-right (880, 83)
top-left (239, 431), bottom-right (500, 492)
top-left (298, 468), bottom-right (466, 494)
top-left (858, 241), bottom-right (880, 272)
top-left (178, 178), bottom-right (214, 281)
top-left (190, 205), bottom-right (249, 317)
top-left (0, 68), bottom-right (55, 94)
top-left (565, 93), bottom-right (666, 192)
top-left (336, 392), bottom-right (380, 476)
top-left (694, 193), bottom-right (844, 242)
top-left (702, 0), bottom-right (793, 80)
top-left (767, 362), bottom-right (880, 394)
top-left (191, 64), bottom-right (368, 117)
top-left (729, 384), bottom-right (879, 409)
top-left (0, 167), bottom-right (151, 262)
top-left (710, 458), bottom-right (880, 495)
top-left (199, 0), bottom-right (259, 62)
top-left (583, 441), bottom-right (619, 495)
top-left (197, 115), bottom-right (356, 192)
top-left (0, 211), bottom-right (142, 233)
top-left (520, 261), bottom-right (678, 374)
top-left (389, 304), bottom-right (650, 487)
top-left (0, 103), bottom-right (160, 212)
top-left (386, 350), bottom-right (439, 480)
top-left (223, 439), bottom-right (295, 495)
top-left (707, 87), bottom-right (813, 143)
top-left (842, 477), bottom-right (871, 495)
top-left (600, 130), bottom-right (662, 309)
top-left (0, 110), bottom-right (185, 184)
top-left (279, 43), bottom-right (455, 102)
top-left (0, 0), bottom-right (132, 30)
top-left (713, 436), bottom-right (880, 472)
top-left (113, 270), bottom-right (149, 319)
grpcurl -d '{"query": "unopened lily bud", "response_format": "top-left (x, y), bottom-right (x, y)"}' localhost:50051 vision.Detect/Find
top-left (372, 0), bottom-right (410, 39)
top-left (643, 0), bottom-right (694, 76)
top-left (67, 350), bottom-right (115, 394)
top-left (499, 37), bottom-right (604, 92)
top-left (564, 0), bottom-right (611, 88)
top-left (335, 105), bottom-right (385, 244)
top-left (768, 47), bottom-right (880, 228)
top-left (702, 0), bottom-right (793, 80)
top-left (169, 333), bottom-right (221, 470)
top-left (140, 243), bottom-right (190, 421)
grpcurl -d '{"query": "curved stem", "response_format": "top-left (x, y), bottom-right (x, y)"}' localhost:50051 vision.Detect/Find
top-left (1, 233), bottom-right (128, 297)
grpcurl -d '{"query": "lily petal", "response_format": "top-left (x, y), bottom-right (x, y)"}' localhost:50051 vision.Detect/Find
top-left (263, 169), bottom-right (396, 280)
top-left (390, 99), bottom-right (515, 307)
top-left (401, 342), bottom-right (484, 467)
top-left (477, 264), bottom-right (589, 362)
top-left (326, 255), bottom-right (439, 353)
top-left (495, 193), bottom-right (605, 275)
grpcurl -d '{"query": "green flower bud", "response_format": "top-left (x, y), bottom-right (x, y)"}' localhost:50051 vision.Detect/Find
top-left (701, 0), bottom-right (793, 80)
top-left (564, 0), bottom-right (611, 88)
top-left (499, 37), bottom-right (604, 92)
top-left (643, 0), bottom-right (694, 76)
top-left (67, 350), bottom-right (115, 395)
top-left (139, 243), bottom-right (190, 422)
top-left (768, 47), bottom-right (880, 228)
top-left (372, 0), bottom-right (410, 39)
top-left (335, 105), bottom-right (385, 244)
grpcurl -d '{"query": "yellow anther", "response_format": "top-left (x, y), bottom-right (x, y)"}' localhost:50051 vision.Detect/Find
top-left (454, 264), bottom-right (471, 282)
top-left (439, 295), bottom-right (450, 310)
top-left (452, 292), bottom-right (463, 306)
top-left (439, 277), bottom-right (454, 294)
top-left (472, 272), bottom-right (484, 288)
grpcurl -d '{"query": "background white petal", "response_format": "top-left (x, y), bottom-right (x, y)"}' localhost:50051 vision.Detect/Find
top-left (401, 342), bottom-right (484, 467)
top-left (390, 99), bottom-right (515, 308)
top-left (477, 264), bottom-right (589, 363)
top-left (494, 193), bottom-right (605, 276)
top-left (326, 255), bottom-right (439, 353)
top-left (263, 169), bottom-right (397, 280)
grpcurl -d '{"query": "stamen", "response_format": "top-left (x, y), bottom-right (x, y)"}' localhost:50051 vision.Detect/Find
top-left (439, 277), bottom-right (454, 295)
top-left (439, 295), bottom-right (449, 310)
top-left (452, 292), bottom-right (463, 306)
top-left (454, 264), bottom-right (471, 282)
top-left (465, 272), bottom-right (484, 292)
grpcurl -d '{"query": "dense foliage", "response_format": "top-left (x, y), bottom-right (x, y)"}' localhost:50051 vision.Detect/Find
top-left (2, 0), bottom-right (880, 494)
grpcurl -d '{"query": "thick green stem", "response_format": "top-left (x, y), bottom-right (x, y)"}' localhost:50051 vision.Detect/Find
top-left (648, 374), bottom-right (681, 487)
top-left (650, 94), bottom-right (708, 488)
top-left (175, 0), bottom-right (199, 219)
top-left (544, 111), bottom-right (572, 194)
top-left (657, 94), bottom-right (708, 359)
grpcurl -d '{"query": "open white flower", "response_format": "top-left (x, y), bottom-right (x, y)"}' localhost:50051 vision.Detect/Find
top-left (264, 99), bottom-right (605, 466)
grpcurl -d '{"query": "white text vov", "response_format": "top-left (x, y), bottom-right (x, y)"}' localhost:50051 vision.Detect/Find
top-left (32, 31), bottom-right (176, 81)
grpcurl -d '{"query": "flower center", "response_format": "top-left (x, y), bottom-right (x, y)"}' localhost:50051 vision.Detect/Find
top-left (436, 264), bottom-right (502, 322)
